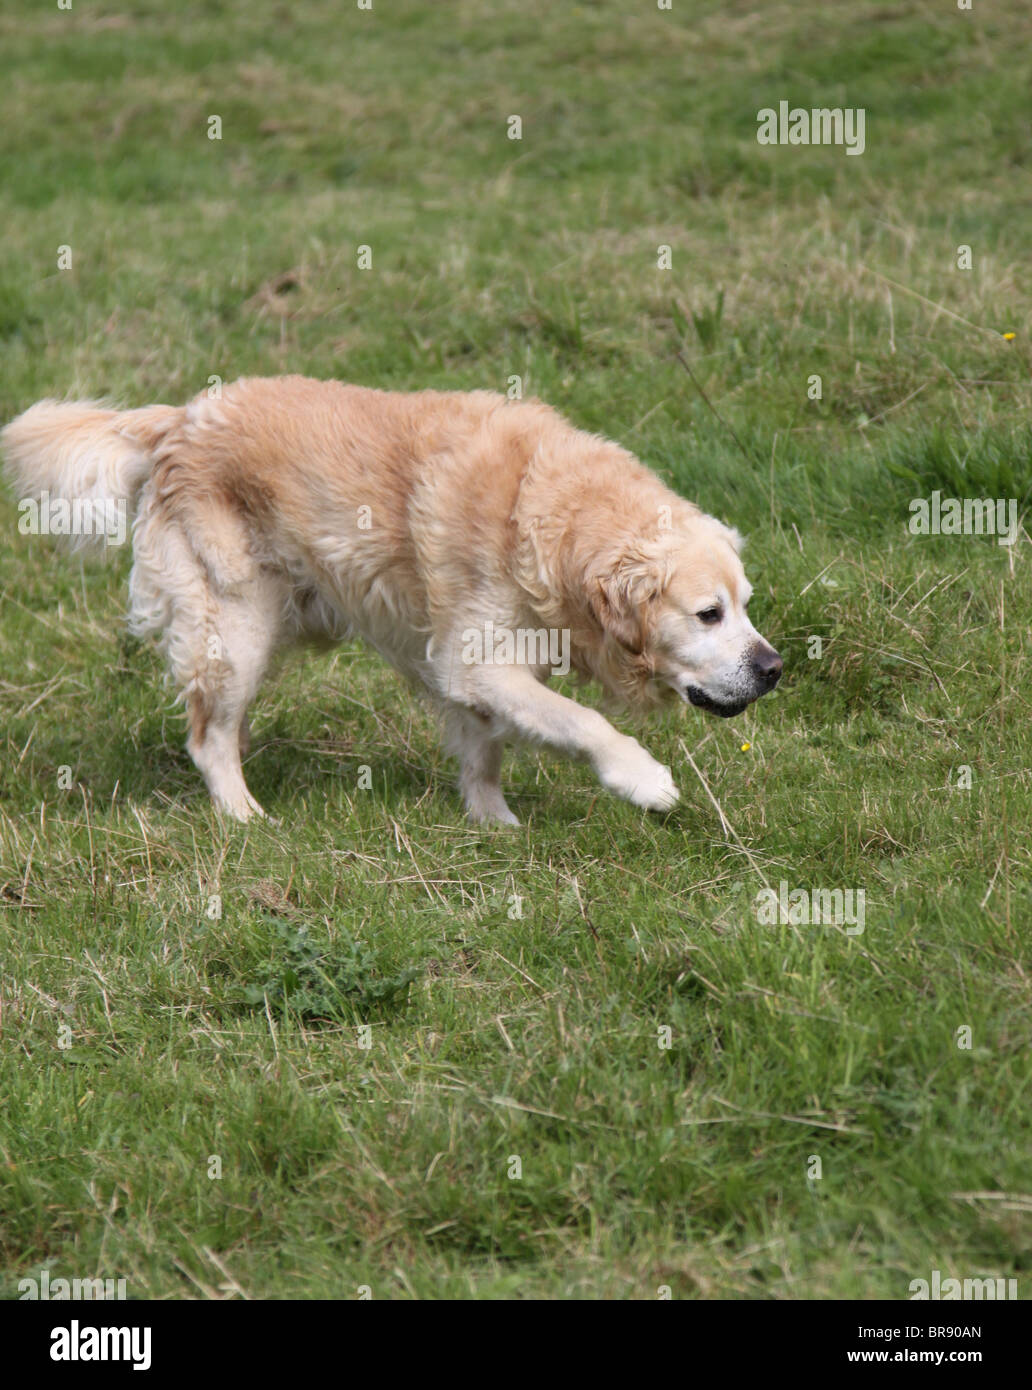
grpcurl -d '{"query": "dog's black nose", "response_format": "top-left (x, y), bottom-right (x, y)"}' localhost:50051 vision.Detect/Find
top-left (751, 644), bottom-right (783, 690)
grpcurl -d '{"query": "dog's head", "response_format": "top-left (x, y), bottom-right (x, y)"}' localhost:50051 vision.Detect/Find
top-left (586, 512), bottom-right (782, 714)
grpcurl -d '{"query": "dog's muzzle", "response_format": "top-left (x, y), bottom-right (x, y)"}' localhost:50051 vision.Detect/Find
top-left (680, 641), bottom-right (783, 717)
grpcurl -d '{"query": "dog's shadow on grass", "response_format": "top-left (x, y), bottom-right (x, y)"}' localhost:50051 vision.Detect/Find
top-left (241, 718), bottom-right (439, 816)
top-left (22, 707), bottom-right (444, 824)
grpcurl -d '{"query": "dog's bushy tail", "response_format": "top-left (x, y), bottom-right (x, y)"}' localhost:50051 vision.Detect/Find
top-left (1, 399), bottom-right (182, 551)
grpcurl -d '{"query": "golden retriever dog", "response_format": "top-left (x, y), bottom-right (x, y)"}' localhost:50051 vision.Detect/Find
top-left (2, 378), bottom-right (781, 824)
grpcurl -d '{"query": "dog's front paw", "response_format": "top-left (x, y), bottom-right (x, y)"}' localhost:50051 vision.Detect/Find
top-left (597, 738), bottom-right (680, 812)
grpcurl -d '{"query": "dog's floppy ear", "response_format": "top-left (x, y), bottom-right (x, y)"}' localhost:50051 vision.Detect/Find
top-left (589, 549), bottom-right (667, 655)
top-left (591, 576), bottom-right (647, 653)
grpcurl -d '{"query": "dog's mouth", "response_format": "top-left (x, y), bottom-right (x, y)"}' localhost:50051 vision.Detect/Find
top-left (681, 684), bottom-right (752, 718)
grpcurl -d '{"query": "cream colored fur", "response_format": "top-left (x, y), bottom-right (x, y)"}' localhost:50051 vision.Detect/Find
top-left (2, 377), bottom-right (781, 823)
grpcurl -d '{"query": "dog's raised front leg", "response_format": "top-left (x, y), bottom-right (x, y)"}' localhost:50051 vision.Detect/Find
top-left (451, 668), bottom-right (679, 813)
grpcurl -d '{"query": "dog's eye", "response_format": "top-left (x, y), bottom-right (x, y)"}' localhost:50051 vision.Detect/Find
top-left (696, 607), bottom-right (722, 625)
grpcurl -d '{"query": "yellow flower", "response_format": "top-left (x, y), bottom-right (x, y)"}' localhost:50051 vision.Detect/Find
top-left (1002, 331), bottom-right (1017, 340)
top-left (740, 742), bottom-right (751, 752)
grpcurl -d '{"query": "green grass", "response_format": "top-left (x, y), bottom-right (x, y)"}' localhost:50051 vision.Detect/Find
top-left (1, 0), bottom-right (1030, 1300)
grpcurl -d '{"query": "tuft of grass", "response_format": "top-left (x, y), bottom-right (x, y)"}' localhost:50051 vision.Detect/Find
top-left (242, 914), bottom-right (423, 1022)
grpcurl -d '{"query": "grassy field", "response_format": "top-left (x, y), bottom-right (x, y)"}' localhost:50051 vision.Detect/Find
top-left (1, 0), bottom-right (1030, 1300)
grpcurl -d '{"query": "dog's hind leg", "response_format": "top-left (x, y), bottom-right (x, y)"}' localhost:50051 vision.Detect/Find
top-left (443, 704), bottom-right (519, 827)
top-left (182, 581), bottom-right (284, 821)
top-left (129, 490), bottom-right (283, 819)
top-left (187, 689), bottom-right (263, 822)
